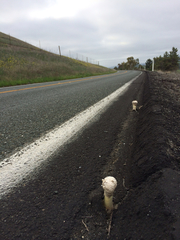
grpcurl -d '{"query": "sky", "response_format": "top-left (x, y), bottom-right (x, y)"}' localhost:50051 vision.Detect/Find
top-left (0, 0), bottom-right (180, 67)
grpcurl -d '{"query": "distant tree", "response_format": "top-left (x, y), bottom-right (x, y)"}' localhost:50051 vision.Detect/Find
top-left (117, 48), bottom-right (179, 72)
top-left (118, 61), bottom-right (127, 70)
top-left (145, 59), bottom-right (152, 71)
top-left (117, 57), bottom-right (139, 70)
top-left (126, 57), bottom-right (139, 70)
top-left (154, 55), bottom-right (163, 70)
top-left (153, 47), bottom-right (179, 71)
top-left (118, 63), bottom-right (122, 70)
top-left (122, 62), bottom-right (127, 70)
top-left (162, 51), bottom-right (171, 71)
top-left (136, 58), bottom-right (140, 65)
top-left (169, 47), bottom-right (179, 70)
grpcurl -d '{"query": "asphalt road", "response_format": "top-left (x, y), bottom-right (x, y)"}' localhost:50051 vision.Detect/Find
top-left (0, 71), bottom-right (146, 239)
top-left (0, 70), bottom-right (140, 161)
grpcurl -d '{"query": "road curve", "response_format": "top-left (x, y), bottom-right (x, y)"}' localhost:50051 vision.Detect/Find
top-left (0, 72), bottom-right (141, 197)
top-left (0, 70), bottom-right (139, 161)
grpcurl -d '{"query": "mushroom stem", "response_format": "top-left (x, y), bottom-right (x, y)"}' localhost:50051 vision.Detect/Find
top-left (102, 176), bottom-right (117, 212)
top-left (132, 100), bottom-right (138, 111)
top-left (104, 195), bottom-right (113, 211)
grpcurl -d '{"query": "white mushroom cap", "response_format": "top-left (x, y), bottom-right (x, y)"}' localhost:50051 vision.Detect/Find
top-left (102, 176), bottom-right (117, 197)
top-left (132, 100), bottom-right (138, 105)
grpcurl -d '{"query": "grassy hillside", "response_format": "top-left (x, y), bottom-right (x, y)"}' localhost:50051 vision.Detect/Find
top-left (0, 32), bottom-right (115, 87)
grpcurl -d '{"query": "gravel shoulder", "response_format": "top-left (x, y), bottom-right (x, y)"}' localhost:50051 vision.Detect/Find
top-left (1, 71), bottom-right (180, 239)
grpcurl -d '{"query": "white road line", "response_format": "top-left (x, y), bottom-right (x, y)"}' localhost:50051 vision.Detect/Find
top-left (0, 73), bottom-right (141, 197)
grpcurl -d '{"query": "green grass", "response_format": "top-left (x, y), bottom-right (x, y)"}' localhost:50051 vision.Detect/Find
top-left (0, 32), bottom-right (115, 87)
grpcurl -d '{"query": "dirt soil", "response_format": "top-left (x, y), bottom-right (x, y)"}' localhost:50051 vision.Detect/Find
top-left (110, 71), bottom-right (180, 240)
top-left (1, 71), bottom-right (180, 240)
top-left (73, 71), bottom-right (180, 240)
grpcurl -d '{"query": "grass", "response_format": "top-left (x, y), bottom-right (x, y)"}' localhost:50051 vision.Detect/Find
top-left (0, 32), bottom-right (115, 87)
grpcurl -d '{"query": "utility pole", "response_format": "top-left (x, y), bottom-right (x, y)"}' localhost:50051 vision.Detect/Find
top-left (152, 58), bottom-right (154, 71)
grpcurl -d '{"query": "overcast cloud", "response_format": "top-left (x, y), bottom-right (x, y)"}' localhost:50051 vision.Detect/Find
top-left (1, 0), bottom-right (180, 67)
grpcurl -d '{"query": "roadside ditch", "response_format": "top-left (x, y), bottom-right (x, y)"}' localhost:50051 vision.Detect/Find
top-left (73, 71), bottom-right (180, 239)
top-left (110, 71), bottom-right (180, 239)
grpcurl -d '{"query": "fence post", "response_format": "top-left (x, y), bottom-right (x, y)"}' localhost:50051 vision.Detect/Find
top-left (58, 46), bottom-right (61, 56)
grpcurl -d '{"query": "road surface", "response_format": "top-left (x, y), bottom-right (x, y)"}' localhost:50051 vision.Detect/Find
top-left (0, 71), bottom-right (146, 239)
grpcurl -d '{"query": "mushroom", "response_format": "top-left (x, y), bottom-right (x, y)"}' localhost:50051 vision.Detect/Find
top-left (132, 100), bottom-right (138, 111)
top-left (102, 176), bottom-right (117, 212)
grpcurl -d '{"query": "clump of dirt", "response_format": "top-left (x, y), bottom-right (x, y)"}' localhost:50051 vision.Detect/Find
top-left (73, 71), bottom-right (180, 239)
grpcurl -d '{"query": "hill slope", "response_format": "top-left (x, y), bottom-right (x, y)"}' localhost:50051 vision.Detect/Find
top-left (0, 32), bottom-right (114, 87)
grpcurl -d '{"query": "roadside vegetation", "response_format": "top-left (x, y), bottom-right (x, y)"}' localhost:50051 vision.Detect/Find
top-left (145, 47), bottom-right (180, 71)
top-left (0, 32), bottom-right (115, 87)
top-left (114, 47), bottom-right (180, 73)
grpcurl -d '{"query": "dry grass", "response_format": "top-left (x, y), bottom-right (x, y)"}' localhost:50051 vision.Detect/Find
top-left (0, 32), bottom-right (115, 87)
